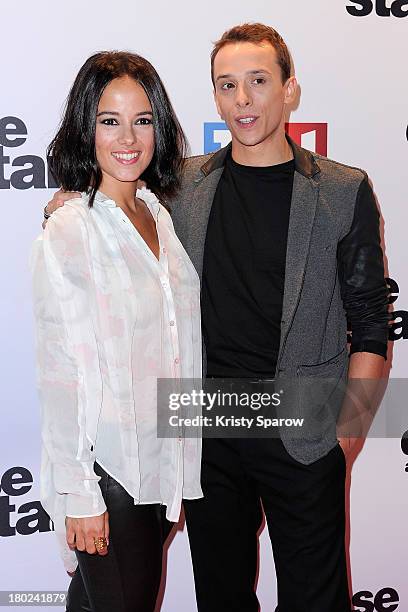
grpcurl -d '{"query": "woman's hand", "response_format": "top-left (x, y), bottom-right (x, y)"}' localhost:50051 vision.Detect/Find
top-left (66, 511), bottom-right (109, 556)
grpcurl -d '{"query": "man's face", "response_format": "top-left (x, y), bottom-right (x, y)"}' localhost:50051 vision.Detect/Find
top-left (213, 41), bottom-right (296, 150)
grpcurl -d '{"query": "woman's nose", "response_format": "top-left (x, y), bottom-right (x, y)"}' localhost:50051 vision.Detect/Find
top-left (118, 125), bottom-right (137, 146)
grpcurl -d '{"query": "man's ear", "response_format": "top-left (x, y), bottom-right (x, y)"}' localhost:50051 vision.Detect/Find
top-left (284, 76), bottom-right (298, 105)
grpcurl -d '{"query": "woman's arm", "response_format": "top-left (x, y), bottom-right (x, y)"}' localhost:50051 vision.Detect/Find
top-left (31, 203), bottom-right (107, 525)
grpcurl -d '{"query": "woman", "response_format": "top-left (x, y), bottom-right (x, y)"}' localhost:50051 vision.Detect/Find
top-left (31, 52), bottom-right (202, 611)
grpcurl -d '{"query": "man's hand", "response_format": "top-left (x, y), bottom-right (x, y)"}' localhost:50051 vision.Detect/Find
top-left (338, 436), bottom-right (359, 460)
top-left (66, 511), bottom-right (109, 556)
top-left (337, 352), bottom-right (386, 462)
top-left (42, 190), bottom-right (80, 229)
top-left (42, 180), bottom-right (150, 228)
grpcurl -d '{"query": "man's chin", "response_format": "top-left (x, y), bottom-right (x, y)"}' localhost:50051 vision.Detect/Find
top-left (230, 133), bottom-right (267, 148)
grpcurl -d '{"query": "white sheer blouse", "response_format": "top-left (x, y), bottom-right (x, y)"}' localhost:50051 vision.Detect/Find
top-left (31, 187), bottom-right (202, 571)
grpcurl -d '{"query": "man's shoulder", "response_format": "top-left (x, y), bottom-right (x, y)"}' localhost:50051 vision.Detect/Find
top-left (312, 151), bottom-right (367, 187)
top-left (169, 152), bottom-right (215, 207)
top-left (182, 152), bottom-right (213, 178)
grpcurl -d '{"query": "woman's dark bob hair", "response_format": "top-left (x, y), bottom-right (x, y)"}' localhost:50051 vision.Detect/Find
top-left (48, 51), bottom-right (187, 205)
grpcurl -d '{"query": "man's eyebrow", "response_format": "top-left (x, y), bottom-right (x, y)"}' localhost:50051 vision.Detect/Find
top-left (248, 69), bottom-right (271, 75)
top-left (96, 110), bottom-right (153, 117)
top-left (215, 69), bottom-right (271, 82)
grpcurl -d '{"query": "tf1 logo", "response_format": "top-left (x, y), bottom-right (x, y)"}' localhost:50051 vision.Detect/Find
top-left (204, 122), bottom-right (328, 156)
top-left (346, 1), bottom-right (408, 16)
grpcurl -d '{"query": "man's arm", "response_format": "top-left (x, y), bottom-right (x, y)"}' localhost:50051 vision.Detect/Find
top-left (336, 175), bottom-right (389, 457)
top-left (348, 351), bottom-right (385, 379)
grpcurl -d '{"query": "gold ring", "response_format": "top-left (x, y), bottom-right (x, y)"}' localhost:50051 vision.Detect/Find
top-left (94, 536), bottom-right (108, 552)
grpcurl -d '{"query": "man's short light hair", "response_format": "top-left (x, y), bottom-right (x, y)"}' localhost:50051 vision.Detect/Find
top-left (211, 23), bottom-right (291, 87)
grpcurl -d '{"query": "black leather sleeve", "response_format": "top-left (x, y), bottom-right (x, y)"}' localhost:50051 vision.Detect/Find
top-left (337, 176), bottom-right (389, 359)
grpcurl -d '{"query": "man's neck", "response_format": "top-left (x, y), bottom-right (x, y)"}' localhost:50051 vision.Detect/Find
top-left (231, 130), bottom-right (293, 168)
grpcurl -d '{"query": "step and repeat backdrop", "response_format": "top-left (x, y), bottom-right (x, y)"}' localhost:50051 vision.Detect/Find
top-left (1, 1), bottom-right (407, 610)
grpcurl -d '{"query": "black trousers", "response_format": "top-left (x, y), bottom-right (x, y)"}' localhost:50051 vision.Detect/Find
top-left (65, 463), bottom-right (173, 612)
top-left (184, 437), bottom-right (350, 612)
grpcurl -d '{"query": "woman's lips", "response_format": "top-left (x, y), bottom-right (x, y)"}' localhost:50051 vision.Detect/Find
top-left (111, 151), bottom-right (141, 165)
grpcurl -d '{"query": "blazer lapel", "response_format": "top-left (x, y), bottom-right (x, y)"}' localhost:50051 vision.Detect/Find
top-left (186, 167), bottom-right (224, 280)
top-left (278, 171), bottom-right (319, 362)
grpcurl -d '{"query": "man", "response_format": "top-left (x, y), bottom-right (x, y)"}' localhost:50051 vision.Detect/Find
top-left (45, 23), bottom-right (388, 612)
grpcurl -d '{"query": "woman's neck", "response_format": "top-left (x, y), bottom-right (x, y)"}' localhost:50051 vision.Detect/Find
top-left (98, 177), bottom-right (139, 212)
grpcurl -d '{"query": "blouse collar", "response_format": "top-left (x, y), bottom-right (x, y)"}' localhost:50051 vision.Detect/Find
top-left (92, 187), bottom-right (160, 217)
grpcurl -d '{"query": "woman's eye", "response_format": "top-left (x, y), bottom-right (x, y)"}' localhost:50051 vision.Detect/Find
top-left (101, 118), bottom-right (118, 126)
top-left (136, 117), bottom-right (152, 125)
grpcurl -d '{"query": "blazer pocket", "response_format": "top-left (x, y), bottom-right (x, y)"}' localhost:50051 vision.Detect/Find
top-left (293, 348), bottom-right (348, 439)
top-left (296, 346), bottom-right (348, 377)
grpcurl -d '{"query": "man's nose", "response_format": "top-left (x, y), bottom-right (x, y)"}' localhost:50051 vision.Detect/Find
top-left (235, 83), bottom-right (252, 108)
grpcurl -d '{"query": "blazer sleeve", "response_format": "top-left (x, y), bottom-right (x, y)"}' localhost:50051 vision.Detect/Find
top-left (31, 205), bottom-right (106, 519)
top-left (337, 175), bottom-right (389, 359)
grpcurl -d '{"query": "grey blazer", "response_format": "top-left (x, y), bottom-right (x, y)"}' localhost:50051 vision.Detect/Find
top-left (169, 137), bottom-right (388, 464)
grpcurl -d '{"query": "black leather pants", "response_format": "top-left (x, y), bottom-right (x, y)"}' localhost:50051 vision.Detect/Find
top-left (65, 463), bottom-right (173, 612)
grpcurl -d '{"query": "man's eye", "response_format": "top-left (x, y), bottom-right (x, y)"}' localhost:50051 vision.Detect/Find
top-left (252, 78), bottom-right (266, 85)
top-left (221, 82), bottom-right (234, 90)
top-left (136, 117), bottom-right (153, 125)
top-left (101, 118), bottom-right (118, 126)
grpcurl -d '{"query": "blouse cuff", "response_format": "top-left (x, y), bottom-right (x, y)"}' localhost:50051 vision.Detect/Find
top-left (65, 490), bottom-right (107, 519)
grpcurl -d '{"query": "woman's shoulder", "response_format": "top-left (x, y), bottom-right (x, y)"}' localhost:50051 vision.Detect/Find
top-left (43, 194), bottom-right (93, 247)
top-left (47, 193), bottom-right (91, 228)
top-left (58, 193), bottom-right (90, 217)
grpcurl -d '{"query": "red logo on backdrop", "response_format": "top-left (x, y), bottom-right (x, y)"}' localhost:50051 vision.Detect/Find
top-left (285, 123), bottom-right (328, 156)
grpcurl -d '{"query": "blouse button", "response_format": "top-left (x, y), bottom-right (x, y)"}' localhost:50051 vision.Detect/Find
top-left (174, 358), bottom-right (180, 365)
top-left (170, 320), bottom-right (175, 326)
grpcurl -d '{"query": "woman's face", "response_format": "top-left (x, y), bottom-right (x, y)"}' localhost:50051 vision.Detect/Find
top-left (95, 75), bottom-right (155, 188)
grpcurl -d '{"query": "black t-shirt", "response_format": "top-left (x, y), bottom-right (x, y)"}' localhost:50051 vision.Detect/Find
top-left (201, 152), bottom-right (295, 378)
